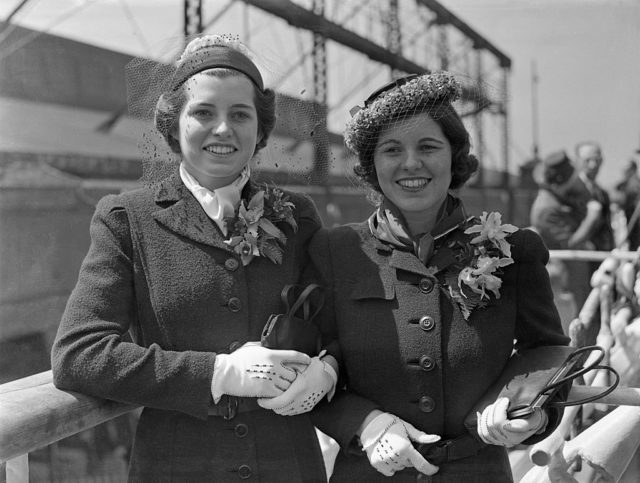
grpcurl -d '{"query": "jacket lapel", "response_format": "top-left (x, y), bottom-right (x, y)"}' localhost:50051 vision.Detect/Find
top-left (350, 232), bottom-right (397, 300)
top-left (152, 174), bottom-right (232, 251)
top-left (426, 200), bottom-right (475, 274)
top-left (389, 249), bottom-right (431, 277)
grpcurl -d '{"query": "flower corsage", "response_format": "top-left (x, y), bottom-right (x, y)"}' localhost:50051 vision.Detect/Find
top-left (224, 185), bottom-right (297, 266)
top-left (442, 211), bottom-right (518, 319)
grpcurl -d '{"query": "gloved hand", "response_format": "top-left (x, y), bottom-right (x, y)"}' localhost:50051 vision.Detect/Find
top-left (211, 342), bottom-right (311, 403)
top-left (359, 412), bottom-right (440, 477)
top-left (476, 397), bottom-right (548, 447)
top-left (257, 351), bottom-right (337, 415)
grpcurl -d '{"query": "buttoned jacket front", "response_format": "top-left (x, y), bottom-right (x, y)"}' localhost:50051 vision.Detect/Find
top-left (308, 212), bottom-right (569, 482)
top-left (52, 173), bottom-right (326, 482)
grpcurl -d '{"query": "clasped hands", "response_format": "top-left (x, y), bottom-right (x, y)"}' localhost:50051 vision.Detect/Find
top-left (211, 342), bottom-right (336, 415)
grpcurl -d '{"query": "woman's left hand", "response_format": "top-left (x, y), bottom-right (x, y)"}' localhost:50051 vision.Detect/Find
top-left (257, 354), bottom-right (337, 415)
top-left (477, 397), bottom-right (548, 447)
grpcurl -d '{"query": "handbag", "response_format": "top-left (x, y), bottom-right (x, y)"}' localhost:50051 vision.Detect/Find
top-left (261, 284), bottom-right (324, 356)
top-left (463, 345), bottom-right (619, 433)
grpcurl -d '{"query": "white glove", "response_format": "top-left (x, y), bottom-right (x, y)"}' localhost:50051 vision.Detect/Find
top-left (211, 342), bottom-right (311, 403)
top-left (360, 412), bottom-right (440, 477)
top-left (257, 352), bottom-right (337, 415)
top-left (477, 397), bottom-right (548, 447)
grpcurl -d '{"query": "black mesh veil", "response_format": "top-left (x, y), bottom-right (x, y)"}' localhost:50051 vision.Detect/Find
top-left (341, 71), bottom-right (500, 200)
top-left (124, 34), bottom-right (334, 189)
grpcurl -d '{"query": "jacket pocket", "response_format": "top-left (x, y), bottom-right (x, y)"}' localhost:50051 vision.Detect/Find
top-left (349, 274), bottom-right (395, 301)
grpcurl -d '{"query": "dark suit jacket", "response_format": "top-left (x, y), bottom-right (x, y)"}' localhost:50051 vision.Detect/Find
top-left (308, 212), bottom-right (569, 482)
top-left (51, 174), bottom-right (326, 482)
top-left (578, 175), bottom-right (614, 251)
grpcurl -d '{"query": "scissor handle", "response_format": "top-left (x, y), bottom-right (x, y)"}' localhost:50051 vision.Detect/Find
top-left (541, 345), bottom-right (605, 394)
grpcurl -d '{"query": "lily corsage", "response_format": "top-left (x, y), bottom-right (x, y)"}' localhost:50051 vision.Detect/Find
top-left (224, 185), bottom-right (297, 266)
top-left (440, 211), bottom-right (517, 319)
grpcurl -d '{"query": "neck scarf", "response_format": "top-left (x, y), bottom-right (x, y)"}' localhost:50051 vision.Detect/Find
top-left (368, 195), bottom-right (465, 264)
top-left (179, 162), bottom-right (250, 236)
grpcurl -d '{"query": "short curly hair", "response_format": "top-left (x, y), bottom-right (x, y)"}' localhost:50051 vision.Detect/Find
top-left (347, 73), bottom-right (478, 192)
top-left (154, 68), bottom-right (276, 155)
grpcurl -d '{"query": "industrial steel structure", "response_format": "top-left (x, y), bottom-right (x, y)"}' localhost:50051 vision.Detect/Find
top-left (184, 0), bottom-right (512, 188)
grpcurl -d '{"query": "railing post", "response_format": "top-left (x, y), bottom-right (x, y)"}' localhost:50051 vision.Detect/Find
top-left (5, 454), bottom-right (28, 483)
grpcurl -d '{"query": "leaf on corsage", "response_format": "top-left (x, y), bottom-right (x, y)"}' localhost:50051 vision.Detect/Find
top-left (258, 217), bottom-right (286, 242)
top-left (259, 239), bottom-right (284, 264)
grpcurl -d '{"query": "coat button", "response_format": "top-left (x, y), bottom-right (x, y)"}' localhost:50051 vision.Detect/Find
top-left (225, 258), bottom-right (239, 271)
top-left (228, 340), bottom-right (242, 352)
top-left (419, 396), bottom-right (435, 413)
top-left (418, 276), bottom-right (435, 293)
top-left (238, 464), bottom-right (252, 479)
top-left (228, 297), bottom-right (241, 312)
top-left (419, 315), bottom-right (435, 331)
top-left (234, 423), bottom-right (249, 438)
top-left (419, 355), bottom-right (436, 371)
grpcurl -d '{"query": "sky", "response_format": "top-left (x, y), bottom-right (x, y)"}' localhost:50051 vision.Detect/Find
top-left (1, 0), bottom-right (639, 190)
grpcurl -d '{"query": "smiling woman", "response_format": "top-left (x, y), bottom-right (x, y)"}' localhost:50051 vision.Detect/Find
top-left (373, 114), bottom-right (453, 234)
top-left (50, 34), bottom-right (337, 483)
top-left (304, 71), bottom-right (570, 482)
top-left (176, 73), bottom-right (261, 188)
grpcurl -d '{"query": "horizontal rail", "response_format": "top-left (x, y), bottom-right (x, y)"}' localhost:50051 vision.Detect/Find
top-left (1, 370), bottom-right (638, 464)
top-left (0, 371), bottom-right (137, 463)
top-left (549, 249), bottom-right (638, 262)
top-left (568, 385), bottom-right (640, 407)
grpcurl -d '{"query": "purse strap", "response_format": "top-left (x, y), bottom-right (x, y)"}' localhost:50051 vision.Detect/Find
top-left (280, 284), bottom-right (324, 321)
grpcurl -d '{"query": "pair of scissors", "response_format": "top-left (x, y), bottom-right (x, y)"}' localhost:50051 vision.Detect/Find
top-left (507, 345), bottom-right (619, 419)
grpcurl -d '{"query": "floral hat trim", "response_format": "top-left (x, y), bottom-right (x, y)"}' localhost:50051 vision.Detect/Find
top-left (344, 71), bottom-right (462, 157)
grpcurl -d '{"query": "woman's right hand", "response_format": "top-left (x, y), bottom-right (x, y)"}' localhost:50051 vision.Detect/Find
top-left (359, 411), bottom-right (440, 477)
top-left (210, 342), bottom-right (311, 403)
top-left (476, 397), bottom-right (548, 447)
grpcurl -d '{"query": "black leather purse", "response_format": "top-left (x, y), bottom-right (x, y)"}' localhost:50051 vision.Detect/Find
top-left (261, 284), bottom-right (324, 356)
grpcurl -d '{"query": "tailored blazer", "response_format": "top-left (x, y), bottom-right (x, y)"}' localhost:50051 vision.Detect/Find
top-left (51, 173), bottom-right (327, 483)
top-left (308, 208), bottom-right (569, 482)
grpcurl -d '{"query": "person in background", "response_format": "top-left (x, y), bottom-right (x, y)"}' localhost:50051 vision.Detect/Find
top-left (574, 141), bottom-right (615, 252)
top-left (530, 151), bottom-right (587, 250)
top-left (307, 72), bottom-right (569, 482)
top-left (612, 159), bottom-right (640, 250)
top-left (51, 34), bottom-right (336, 482)
top-left (530, 150), bottom-right (594, 309)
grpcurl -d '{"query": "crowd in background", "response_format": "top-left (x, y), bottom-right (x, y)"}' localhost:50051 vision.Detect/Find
top-left (529, 141), bottom-right (640, 333)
